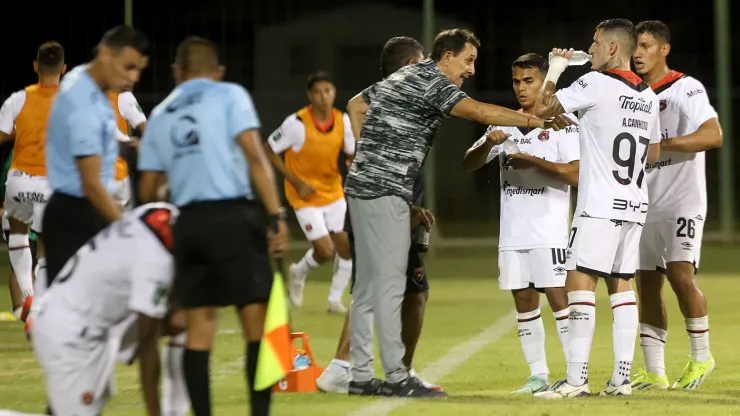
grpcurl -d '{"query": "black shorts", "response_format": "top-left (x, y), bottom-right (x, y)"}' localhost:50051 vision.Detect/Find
top-left (345, 211), bottom-right (429, 295)
top-left (42, 192), bottom-right (107, 284)
top-left (173, 198), bottom-right (273, 309)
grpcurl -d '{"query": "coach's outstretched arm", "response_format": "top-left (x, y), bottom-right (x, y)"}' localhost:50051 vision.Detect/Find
top-left (451, 99), bottom-right (572, 132)
top-left (237, 129), bottom-right (288, 257)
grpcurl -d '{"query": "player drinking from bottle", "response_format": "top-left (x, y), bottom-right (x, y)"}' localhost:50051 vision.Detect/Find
top-left (531, 19), bottom-right (662, 399)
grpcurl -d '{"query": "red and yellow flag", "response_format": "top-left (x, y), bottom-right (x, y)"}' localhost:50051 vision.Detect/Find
top-left (254, 272), bottom-right (292, 391)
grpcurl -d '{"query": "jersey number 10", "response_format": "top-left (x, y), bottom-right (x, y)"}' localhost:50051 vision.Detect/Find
top-left (612, 133), bottom-right (649, 188)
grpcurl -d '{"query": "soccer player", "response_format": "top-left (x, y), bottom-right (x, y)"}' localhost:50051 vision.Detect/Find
top-left (630, 20), bottom-right (721, 391)
top-left (316, 37), bottom-right (441, 395)
top-left (0, 41), bottom-right (65, 323)
top-left (108, 88), bottom-right (147, 210)
top-left (344, 28), bottom-right (572, 398)
top-left (31, 202), bottom-right (178, 416)
top-left (44, 26), bottom-right (149, 287)
top-left (462, 53), bottom-right (579, 394)
top-left (531, 19), bottom-right (662, 399)
top-left (265, 71), bottom-right (354, 314)
top-left (138, 37), bottom-right (289, 416)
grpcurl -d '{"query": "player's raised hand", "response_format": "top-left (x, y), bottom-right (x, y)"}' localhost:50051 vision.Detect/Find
top-left (485, 130), bottom-right (510, 146)
top-left (544, 114), bottom-right (576, 131)
top-left (551, 48), bottom-right (575, 61)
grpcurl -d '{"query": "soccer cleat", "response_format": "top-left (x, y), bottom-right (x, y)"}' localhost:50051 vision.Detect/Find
top-left (533, 379), bottom-right (591, 399)
top-left (409, 368), bottom-right (443, 392)
top-left (288, 264), bottom-right (305, 307)
top-left (20, 296), bottom-right (33, 323)
top-left (672, 355), bottom-right (715, 390)
top-left (599, 379), bottom-right (632, 396)
top-left (512, 375), bottom-right (549, 394)
top-left (380, 376), bottom-right (448, 398)
top-left (630, 369), bottom-right (669, 390)
top-left (327, 301), bottom-right (347, 315)
top-left (348, 379), bottom-right (387, 396)
top-left (316, 367), bottom-right (350, 394)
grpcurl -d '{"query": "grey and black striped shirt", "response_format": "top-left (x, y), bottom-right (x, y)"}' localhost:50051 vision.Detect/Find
top-left (344, 59), bottom-right (468, 202)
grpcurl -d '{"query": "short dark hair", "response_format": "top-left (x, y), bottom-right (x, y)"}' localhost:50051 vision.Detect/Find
top-left (36, 41), bottom-right (64, 72)
top-left (307, 71), bottom-right (333, 91)
top-left (595, 18), bottom-right (637, 55)
top-left (636, 20), bottom-right (671, 43)
top-left (430, 29), bottom-right (480, 62)
top-left (99, 25), bottom-right (149, 55)
top-left (512, 53), bottom-right (548, 74)
top-left (175, 37), bottom-right (220, 74)
top-left (379, 37), bottom-right (424, 78)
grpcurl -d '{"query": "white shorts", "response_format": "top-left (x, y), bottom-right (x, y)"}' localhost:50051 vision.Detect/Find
top-left (498, 248), bottom-right (568, 290)
top-left (639, 216), bottom-right (704, 272)
top-left (32, 314), bottom-right (118, 416)
top-left (566, 216), bottom-right (643, 279)
top-left (112, 176), bottom-right (132, 211)
top-left (294, 198), bottom-right (347, 241)
top-left (4, 170), bottom-right (52, 233)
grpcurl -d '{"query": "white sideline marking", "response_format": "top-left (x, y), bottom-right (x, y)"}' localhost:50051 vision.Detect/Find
top-left (350, 308), bottom-right (517, 416)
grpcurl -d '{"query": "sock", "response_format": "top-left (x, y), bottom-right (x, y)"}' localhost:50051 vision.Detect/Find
top-left (163, 333), bottom-right (190, 416)
top-left (328, 358), bottom-right (350, 374)
top-left (247, 341), bottom-right (271, 416)
top-left (553, 308), bottom-right (570, 365)
top-left (183, 349), bottom-right (211, 416)
top-left (610, 291), bottom-right (638, 385)
top-left (328, 256), bottom-right (352, 304)
top-left (33, 258), bottom-right (48, 300)
top-left (639, 323), bottom-right (667, 377)
top-left (566, 290), bottom-right (596, 387)
top-left (685, 316), bottom-right (710, 362)
top-left (295, 248), bottom-right (320, 280)
top-left (517, 308), bottom-right (548, 380)
top-left (8, 234), bottom-right (33, 300)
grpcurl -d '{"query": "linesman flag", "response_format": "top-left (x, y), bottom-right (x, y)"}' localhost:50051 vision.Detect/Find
top-left (254, 270), bottom-right (292, 391)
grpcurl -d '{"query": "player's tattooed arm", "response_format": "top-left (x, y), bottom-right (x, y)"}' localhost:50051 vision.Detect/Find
top-left (508, 154), bottom-right (579, 187)
top-left (661, 118), bottom-right (723, 153)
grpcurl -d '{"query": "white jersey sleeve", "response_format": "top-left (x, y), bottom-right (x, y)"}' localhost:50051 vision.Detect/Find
top-left (557, 118), bottom-right (580, 163)
top-left (342, 113), bottom-right (356, 155)
top-left (678, 77), bottom-right (718, 130)
top-left (555, 73), bottom-right (601, 114)
top-left (118, 91), bottom-right (147, 129)
top-left (0, 90), bottom-right (26, 135)
top-left (267, 114), bottom-right (305, 154)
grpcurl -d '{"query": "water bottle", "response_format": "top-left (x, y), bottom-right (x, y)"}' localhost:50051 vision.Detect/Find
top-left (502, 138), bottom-right (521, 157)
top-left (548, 50), bottom-right (591, 66)
top-left (293, 352), bottom-right (311, 370)
top-left (412, 226), bottom-right (430, 253)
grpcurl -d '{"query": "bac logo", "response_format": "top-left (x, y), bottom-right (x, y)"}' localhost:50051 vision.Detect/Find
top-left (514, 138), bottom-right (532, 145)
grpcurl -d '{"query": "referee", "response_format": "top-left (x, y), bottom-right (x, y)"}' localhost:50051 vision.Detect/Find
top-left (344, 28), bottom-right (574, 398)
top-left (44, 26), bottom-right (149, 284)
top-left (138, 37), bottom-right (288, 416)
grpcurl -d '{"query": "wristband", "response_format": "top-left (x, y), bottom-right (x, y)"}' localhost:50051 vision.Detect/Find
top-left (268, 208), bottom-right (287, 233)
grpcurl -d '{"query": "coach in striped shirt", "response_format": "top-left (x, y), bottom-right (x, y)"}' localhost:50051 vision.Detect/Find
top-left (344, 28), bottom-right (574, 398)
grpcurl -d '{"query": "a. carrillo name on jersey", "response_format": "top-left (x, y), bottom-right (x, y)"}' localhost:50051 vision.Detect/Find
top-left (622, 117), bottom-right (649, 131)
top-left (502, 181), bottom-right (545, 197)
top-left (619, 95), bottom-right (654, 114)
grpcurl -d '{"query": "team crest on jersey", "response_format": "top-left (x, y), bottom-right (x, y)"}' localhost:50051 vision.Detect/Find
top-left (659, 99), bottom-right (667, 112)
top-left (538, 130), bottom-right (550, 142)
top-left (305, 224), bottom-right (313, 232)
top-left (413, 267), bottom-right (425, 281)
